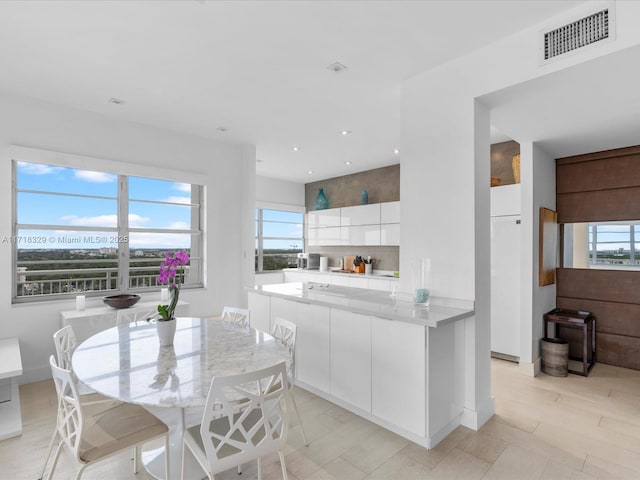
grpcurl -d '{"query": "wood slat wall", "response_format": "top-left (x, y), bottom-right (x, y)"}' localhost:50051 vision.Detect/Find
top-left (556, 145), bottom-right (640, 371)
top-left (556, 268), bottom-right (640, 370)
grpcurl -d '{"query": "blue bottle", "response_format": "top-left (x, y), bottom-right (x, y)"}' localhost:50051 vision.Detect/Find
top-left (360, 189), bottom-right (368, 205)
top-left (314, 188), bottom-right (329, 210)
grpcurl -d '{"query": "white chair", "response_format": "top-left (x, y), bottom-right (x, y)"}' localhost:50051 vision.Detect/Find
top-left (182, 362), bottom-right (290, 480)
top-left (221, 306), bottom-right (250, 328)
top-left (116, 307), bottom-right (157, 325)
top-left (41, 355), bottom-right (170, 480)
top-left (271, 318), bottom-right (309, 446)
top-left (39, 326), bottom-right (121, 480)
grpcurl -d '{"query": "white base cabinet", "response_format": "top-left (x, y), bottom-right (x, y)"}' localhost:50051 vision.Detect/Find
top-left (248, 292), bottom-right (271, 333)
top-left (371, 318), bottom-right (425, 436)
top-left (330, 309), bottom-right (372, 413)
top-left (296, 303), bottom-right (331, 393)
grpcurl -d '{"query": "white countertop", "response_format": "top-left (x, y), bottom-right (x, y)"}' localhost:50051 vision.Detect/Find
top-left (250, 282), bottom-right (474, 328)
top-left (282, 268), bottom-right (399, 280)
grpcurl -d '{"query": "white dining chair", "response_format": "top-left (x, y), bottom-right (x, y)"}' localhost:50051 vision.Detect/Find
top-left (220, 306), bottom-right (250, 328)
top-left (116, 307), bottom-right (157, 325)
top-left (39, 326), bottom-right (122, 480)
top-left (41, 355), bottom-right (170, 480)
top-left (182, 362), bottom-right (290, 480)
top-left (271, 317), bottom-right (309, 446)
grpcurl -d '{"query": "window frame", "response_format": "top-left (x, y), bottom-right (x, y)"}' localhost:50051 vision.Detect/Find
top-left (254, 205), bottom-right (304, 273)
top-left (11, 147), bottom-right (205, 303)
top-left (589, 221), bottom-right (639, 267)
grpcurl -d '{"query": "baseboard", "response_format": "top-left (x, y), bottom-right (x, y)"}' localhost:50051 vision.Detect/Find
top-left (518, 358), bottom-right (541, 377)
top-left (461, 395), bottom-right (495, 430)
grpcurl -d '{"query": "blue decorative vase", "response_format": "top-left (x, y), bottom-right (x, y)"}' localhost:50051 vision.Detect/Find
top-left (314, 188), bottom-right (329, 210)
top-left (360, 189), bottom-right (368, 205)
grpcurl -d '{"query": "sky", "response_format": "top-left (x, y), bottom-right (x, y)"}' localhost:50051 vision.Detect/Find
top-left (15, 162), bottom-right (193, 250)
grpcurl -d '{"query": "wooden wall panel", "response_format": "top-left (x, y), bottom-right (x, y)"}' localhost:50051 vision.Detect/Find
top-left (557, 153), bottom-right (640, 194)
top-left (556, 268), bottom-right (640, 371)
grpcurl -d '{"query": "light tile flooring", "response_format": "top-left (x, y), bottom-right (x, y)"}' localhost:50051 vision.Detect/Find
top-left (3, 358), bottom-right (640, 479)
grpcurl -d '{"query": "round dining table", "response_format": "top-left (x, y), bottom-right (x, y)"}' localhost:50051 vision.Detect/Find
top-left (72, 317), bottom-right (291, 480)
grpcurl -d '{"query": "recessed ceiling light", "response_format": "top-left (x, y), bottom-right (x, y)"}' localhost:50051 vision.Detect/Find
top-left (292, 146), bottom-right (301, 151)
top-left (340, 130), bottom-right (352, 136)
top-left (108, 97), bottom-right (125, 105)
top-left (393, 149), bottom-right (400, 155)
top-left (217, 126), bottom-right (228, 132)
top-left (344, 161), bottom-right (352, 165)
top-left (307, 170), bottom-right (313, 174)
top-left (327, 62), bottom-right (348, 73)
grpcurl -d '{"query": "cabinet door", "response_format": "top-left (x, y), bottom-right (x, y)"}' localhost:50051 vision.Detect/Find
top-left (380, 201), bottom-right (400, 224)
top-left (372, 317), bottom-right (425, 436)
top-left (341, 225), bottom-right (380, 246)
top-left (490, 215), bottom-right (521, 357)
top-left (330, 310), bottom-right (372, 412)
top-left (347, 276), bottom-right (369, 289)
top-left (296, 303), bottom-right (331, 392)
top-left (270, 297), bottom-right (298, 337)
top-left (380, 223), bottom-right (400, 246)
top-left (248, 292), bottom-right (271, 334)
top-left (329, 274), bottom-right (349, 286)
top-left (341, 204), bottom-right (380, 226)
top-left (367, 278), bottom-right (391, 292)
top-left (307, 208), bottom-right (341, 228)
top-left (308, 226), bottom-right (342, 246)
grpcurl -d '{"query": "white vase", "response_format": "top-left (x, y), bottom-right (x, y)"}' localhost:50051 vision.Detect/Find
top-left (156, 319), bottom-right (177, 346)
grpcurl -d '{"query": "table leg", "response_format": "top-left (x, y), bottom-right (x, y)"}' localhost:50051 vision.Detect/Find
top-left (142, 406), bottom-right (204, 480)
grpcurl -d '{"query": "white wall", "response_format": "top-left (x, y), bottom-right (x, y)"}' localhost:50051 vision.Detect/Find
top-left (401, 0), bottom-right (640, 431)
top-left (256, 175), bottom-right (305, 210)
top-left (0, 92), bottom-right (255, 384)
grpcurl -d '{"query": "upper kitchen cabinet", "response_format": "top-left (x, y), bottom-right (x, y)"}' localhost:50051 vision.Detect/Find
top-left (380, 201), bottom-right (400, 246)
top-left (341, 204), bottom-right (380, 226)
top-left (307, 207), bottom-right (341, 228)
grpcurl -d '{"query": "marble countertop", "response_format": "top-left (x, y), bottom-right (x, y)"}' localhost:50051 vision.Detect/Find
top-left (250, 282), bottom-right (474, 328)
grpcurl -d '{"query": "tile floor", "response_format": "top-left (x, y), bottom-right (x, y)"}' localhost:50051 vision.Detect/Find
top-left (3, 358), bottom-right (640, 479)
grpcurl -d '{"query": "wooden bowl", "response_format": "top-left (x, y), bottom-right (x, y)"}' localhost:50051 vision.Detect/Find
top-left (103, 294), bottom-right (141, 309)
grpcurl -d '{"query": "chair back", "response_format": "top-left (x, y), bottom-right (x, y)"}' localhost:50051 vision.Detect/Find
top-left (199, 362), bottom-right (289, 474)
top-left (271, 318), bottom-right (297, 380)
top-left (49, 355), bottom-right (83, 461)
top-left (53, 325), bottom-right (78, 370)
top-left (221, 306), bottom-right (250, 328)
top-left (116, 308), bottom-right (156, 325)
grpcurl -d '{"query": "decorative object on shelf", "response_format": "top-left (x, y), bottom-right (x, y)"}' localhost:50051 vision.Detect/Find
top-left (150, 250), bottom-right (190, 345)
top-left (314, 188), bottom-right (329, 210)
top-left (103, 294), bottom-right (141, 309)
top-left (490, 177), bottom-right (502, 187)
top-left (512, 153), bottom-right (521, 184)
top-left (412, 257), bottom-right (431, 307)
top-left (75, 295), bottom-right (86, 311)
top-left (360, 189), bottom-right (368, 205)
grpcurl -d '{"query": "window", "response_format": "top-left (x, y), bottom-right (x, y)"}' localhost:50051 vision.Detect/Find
top-left (255, 208), bottom-right (303, 271)
top-left (13, 160), bottom-right (203, 302)
top-left (589, 222), bottom-right (640, 267)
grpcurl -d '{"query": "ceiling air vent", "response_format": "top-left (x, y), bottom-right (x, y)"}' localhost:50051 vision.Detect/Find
top-left (543, 9), bottom-right (610, 61)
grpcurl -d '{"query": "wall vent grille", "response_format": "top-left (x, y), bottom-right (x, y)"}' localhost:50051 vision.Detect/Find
top-left (544, 9), bottom-right (609, 60)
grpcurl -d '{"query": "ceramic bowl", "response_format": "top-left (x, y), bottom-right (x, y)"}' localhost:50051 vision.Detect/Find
top-left (103, 294), bottom-right (141, 309)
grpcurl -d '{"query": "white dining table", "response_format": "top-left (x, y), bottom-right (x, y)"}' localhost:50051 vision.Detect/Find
top-left (72, 317), bottom-right (291, 480)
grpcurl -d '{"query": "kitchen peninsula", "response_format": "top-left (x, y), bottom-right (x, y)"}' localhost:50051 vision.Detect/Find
top-left (248, 282), bottom-right (474, 449)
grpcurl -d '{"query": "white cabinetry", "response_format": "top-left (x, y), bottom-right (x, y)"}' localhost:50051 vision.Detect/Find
top-left (340, 204), bottom-right (380, 226)
top-left (248, 292), bottom-right (271, 333)
top-left (296, 303), bottom-right (331, 393)
top-left (307, 202), bottom-right (400, 247)
top-left (330, 309), bottom-right (372, 412)
top-left (371, 317), bottom-right (425, 436)
top-left (490, 215), bottom-right (521, 358)
top-left (307, 208), bottom-right (341, 246)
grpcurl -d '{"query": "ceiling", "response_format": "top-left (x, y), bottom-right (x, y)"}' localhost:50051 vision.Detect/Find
top-left (0, 0), bottom-right (594, 183)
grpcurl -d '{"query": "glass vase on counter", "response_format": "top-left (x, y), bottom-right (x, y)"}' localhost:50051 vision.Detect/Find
top-left (412, 257), bottom-right (431, 307)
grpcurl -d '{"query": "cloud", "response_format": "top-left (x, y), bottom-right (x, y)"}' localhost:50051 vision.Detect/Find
top-left (173, 183), bottom-right (191, 193)
top-left (166, 221), bottom-right (190, 230)
top-left (164, 196), bottom-right (191, 205)
top-left (60, 213), bottom-right (150, 227)
top-left (17, 162), bottom-right (60, 175)
top-left (74, 170), bottom-right (116, 183)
